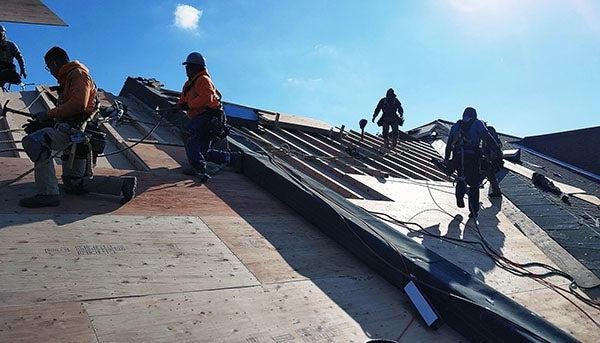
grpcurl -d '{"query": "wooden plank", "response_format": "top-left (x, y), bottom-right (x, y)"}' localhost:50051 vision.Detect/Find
top-left (262, 128), bottom-right (390, 201)
top-left (503, 160), bottom-right (586, 195)
top-left (243, 129), bottom-right (363, 199)
top-left (312, 132), bottom-right (412, 178)
top-left (362, 129), bottom-right (440, 158)
top-left (278, 128), bottom-right (366, 175)
top-left (0, 302), bottom-right (96, 343)
top-left (84, 277), bottom-right (462, 343)
top-left (292, 130), bottom-right (391, 178)
top-left (0, 214), bottom-right (259, 306)
top-left (573, 193), bottom-right (600, 207)
top-left (346, 130), bottom-right (448, 181)
top-left (342, 132), bottom-right (430, 180)
top-left (355, 129), bottom-right (444, 168)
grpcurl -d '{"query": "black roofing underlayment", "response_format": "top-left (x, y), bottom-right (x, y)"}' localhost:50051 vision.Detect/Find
top-left (229, 133), bottom-right (576, 343)
top-left (499, 172), bottom-right (600, 281)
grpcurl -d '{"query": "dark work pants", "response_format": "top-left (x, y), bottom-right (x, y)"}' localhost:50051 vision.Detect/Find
top-left (455, 153), bottom-right (481, 216)
top-left (0, 67), bottom-right (21, 89)
top-left (380, 116), bottom-right (399, 147)
top-left (184, 115), bottom-right (231, 173)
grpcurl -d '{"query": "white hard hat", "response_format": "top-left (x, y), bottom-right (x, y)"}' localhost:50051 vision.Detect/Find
top-left (182, 52), bottom-right (205, 66)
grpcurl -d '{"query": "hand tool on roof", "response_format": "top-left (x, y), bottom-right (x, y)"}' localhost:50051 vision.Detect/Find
top-left (359, 118), bottom-right (368, 141)
top-left (0, 100), bottom-right (34, 118)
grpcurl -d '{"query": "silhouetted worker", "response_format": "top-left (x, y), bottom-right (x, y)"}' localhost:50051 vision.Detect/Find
top-left (444, 107), bottom-right (501, 218)
top-left (176, 52), bottom-right (241, 180)
top-left (0, 25), bottom-right (27, 90)
top-left (372, 88), bottom-right (404, 149)
top-left (482, 124), bottom-right (503, 197)
top-left (19, 47), bottom-right (137, 208)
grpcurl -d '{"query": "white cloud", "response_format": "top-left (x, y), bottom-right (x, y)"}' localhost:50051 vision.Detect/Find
top-left (174, 4), bottom-right (202, 31)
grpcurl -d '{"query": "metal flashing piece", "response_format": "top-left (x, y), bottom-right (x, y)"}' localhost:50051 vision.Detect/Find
top-left (404, 280), bottom-right (440, 327)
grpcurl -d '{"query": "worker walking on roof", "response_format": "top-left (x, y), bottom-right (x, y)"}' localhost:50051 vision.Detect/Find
top-left (444, 107), bottom-right (501, 219)
top-left (0, 25), bottom-right (27, 90)
top-left (19, 47), bottom-right (137, 208)
top-left (372, 88), bottom-right (404, 149)
top-left (176, 52), bottom-right (241, 179)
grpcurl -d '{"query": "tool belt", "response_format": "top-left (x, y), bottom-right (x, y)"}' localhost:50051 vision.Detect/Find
top-left (204, 107), bottom-right (230, 141)
top-left (60, 120), bottom-right (105, 163)
top-left (377, 114), bottom-right (402, 127)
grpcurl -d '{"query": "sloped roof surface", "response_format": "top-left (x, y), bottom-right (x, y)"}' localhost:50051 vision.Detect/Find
top-left (2, 84), bottom-right (599, 342)
top-left (0, 0), bottom-right (67, 26)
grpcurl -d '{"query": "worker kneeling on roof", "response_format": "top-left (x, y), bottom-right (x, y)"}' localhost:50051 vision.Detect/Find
top-left (176, 52), bottom-right (241, 179)
top-left (444, 107), bottom-right (501, 219)
top-left (19, 47), bottom-right (137, 208)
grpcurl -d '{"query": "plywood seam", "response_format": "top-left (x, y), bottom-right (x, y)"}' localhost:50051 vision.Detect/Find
top-left (196, 216), bottom-right (264, 285)
top-left (83, 302), bottom-right (102, 343)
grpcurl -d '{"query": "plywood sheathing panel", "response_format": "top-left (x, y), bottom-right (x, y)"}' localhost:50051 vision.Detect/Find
top-left (201, 215), bottom-right (376, 284)
top-left (347, 175), bottom-right (598, 342)
top-left (0, 302), bottom-right (96, 343)
top-left (0, 156), bottom-right (464, 341)
top-left (0, 214), bottom-right (259, 306)
top-left (84, 278), bottom-right (463, 343)
top-left (0, 157), bottom-right (291, 217)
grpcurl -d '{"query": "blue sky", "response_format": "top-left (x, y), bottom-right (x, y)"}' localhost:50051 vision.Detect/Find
top-left (3, 0), bottom-right (599, 137)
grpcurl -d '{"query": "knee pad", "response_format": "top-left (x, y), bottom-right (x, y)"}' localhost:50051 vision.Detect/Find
top-left (22, 130), bottom-right (51, 162)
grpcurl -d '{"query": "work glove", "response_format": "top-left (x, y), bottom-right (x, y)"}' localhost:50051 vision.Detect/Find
top-left (20, 70), bottom-right (27, 79)
top-left (32, 111), bottom-right (48, 122)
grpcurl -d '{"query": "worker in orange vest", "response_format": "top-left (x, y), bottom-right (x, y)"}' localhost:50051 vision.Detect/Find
top-left (19, 46), bottom-right (137, 208)
top-left (177, 52), bottom-right (241, 180)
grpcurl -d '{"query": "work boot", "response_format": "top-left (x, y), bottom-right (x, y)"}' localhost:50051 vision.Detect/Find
top-left (120, 176), bottom-right (137, 204)
top-left (228, 152), bottom-right (243, 173)
top-left (182, 165), bottom-right (206, 176)
top-left (469, 211), bottom-right (478, 219)
top-left (19, 194), bottom-right (60, 208)
top-left (197, 173), bottom-right (211, 183)
top-left (488, 191), bottom-right (502, 198)
top-left (456, 196), bottom-right (465, 208)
